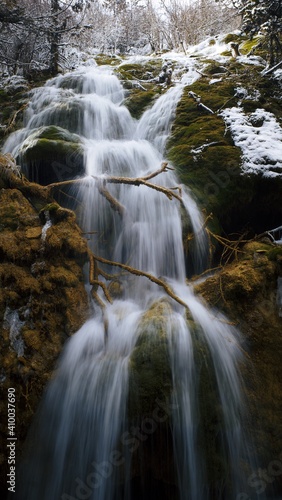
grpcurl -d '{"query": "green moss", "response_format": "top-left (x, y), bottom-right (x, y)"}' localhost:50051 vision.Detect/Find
top-left (125, 88), bottom-right (160, 119)
top-left (23, 138), bottom-right (81, 161)
top-left (19, 127), bottom-right (84, 185)
top-left (268, 246), bottom-right (282, 261)
top-left (204, 62), bottom-right (229, 76)
top-left (118, 59), bottom-right (162, 81)
top-left (30, 125), bottom-right (81, 143)
top-left (95, 54), bottom-right (122, 66)
top-left (48, 265), bottom-right (79, 286)
top-left (166, 65), bottom-right (282, 239)
top-left (0, 263), bottom-right (40, 295)
top-left (128, 300), bottom-right (173, 419)
top-left (0, 188), bottom-right (39, 231)
top-left (223, 33), bottom-right (247, 45)
top-left (166, 81), bottom-right (246, 231)
top-left (40, 202), bottom-right (60, 215)
top-left (221, 50), bottom-right (232, 57)
top-left (239, 35), bottom-right (265, 55)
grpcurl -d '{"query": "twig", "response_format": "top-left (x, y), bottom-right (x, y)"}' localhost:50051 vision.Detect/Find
top-left (5, 103), bottom-right (28, 134)
top-left (96, 180), bottom-right (125, 216)
top-left (93, 254), bottom-right (190, 311)
top-left (188, 91), bottom-right (214, 114)
top-left (46, 164), bottom-right (183, 207)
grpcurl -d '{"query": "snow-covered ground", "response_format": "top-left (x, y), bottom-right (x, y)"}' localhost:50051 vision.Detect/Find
top-left (220, 107), bottom-right (282, 178)
top-left (120, 33), bottom-right (282, 179)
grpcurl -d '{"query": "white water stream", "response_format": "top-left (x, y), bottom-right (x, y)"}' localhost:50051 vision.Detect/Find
top-left (4, 61), bottom-right (262, 500)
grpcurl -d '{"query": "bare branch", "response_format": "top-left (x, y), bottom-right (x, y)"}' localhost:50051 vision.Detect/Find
top-left (96, 180), bottom-right (125, 217)
top-left (45, 164), bottom-right (183, 211)
top-left (93, 253), bottom-right (190, 311)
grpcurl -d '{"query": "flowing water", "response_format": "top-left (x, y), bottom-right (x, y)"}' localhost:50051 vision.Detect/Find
top-left (4, 61), bottom-right (262, 499)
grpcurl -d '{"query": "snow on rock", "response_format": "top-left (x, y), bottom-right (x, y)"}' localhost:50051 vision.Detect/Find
top-left (236, 55), bottom-right (265, 67)
top-left (220, 107), bottom-right (282, 177)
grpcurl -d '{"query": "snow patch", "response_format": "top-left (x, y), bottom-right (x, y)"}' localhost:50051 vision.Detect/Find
top-left (209, 78), bottom-right (222, 85)
top-left (220, 107), bottom-right (282, 177)
top-left (237, 55), bottom-right (265, 67)
top-left (4, 308), bottom-right (25, 357)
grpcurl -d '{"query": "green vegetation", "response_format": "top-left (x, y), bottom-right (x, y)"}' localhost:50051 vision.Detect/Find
top-left (19, 125), bottom-right (84, 185)
top-left (166, 55), bottom-right (282, 238)
top-left (128, 299), bottom-right (172, 419)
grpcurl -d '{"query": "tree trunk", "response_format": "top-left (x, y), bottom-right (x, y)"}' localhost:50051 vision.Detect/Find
top-left (50, 0), bottom-right (60, 75)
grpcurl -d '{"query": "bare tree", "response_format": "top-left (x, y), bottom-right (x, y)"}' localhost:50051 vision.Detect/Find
top-left (0, 0), bottom-right (87, 77)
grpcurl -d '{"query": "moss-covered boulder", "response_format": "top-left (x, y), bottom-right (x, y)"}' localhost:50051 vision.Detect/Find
top-left (18, 125), bottom-right (84, 185)
top-left (194, 240), bottom-right (282, 498)
top-left (0, 154), bottom-right (89, 499)
top-left (117, 59), bottom-right (164, 118)
top-left (129, 299), bottom-right (173, 417)
top-left (127, 299), bottom-right (177, 497)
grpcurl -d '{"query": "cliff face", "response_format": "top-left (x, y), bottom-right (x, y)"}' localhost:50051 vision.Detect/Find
top-left (0, 154), bottom-right (89, 497)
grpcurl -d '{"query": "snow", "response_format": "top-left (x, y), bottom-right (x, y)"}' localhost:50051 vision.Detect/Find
top-left (4, 308), bottom-right (25, 357)
top-left (187, 34), bottom-right (231, 61)
top-left (236, 55), bottom-right (265, 67)
top-left (209, 78), bottom-right (223, 85)
top-left (220, 107), bottom-right (282, 177)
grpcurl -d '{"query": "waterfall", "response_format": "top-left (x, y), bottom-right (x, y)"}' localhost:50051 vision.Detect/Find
top-left (4, 60), bottom-right (261, 500)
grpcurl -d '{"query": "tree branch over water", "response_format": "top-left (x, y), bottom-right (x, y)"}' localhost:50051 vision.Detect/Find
top-left (46, 162), bottom-right (183, 214)
top-left (91, 253), bottom-right (189, 311)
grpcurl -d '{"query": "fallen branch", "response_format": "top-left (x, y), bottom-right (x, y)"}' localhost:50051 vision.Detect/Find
top-left (45, 163), bottom-right (183, 210)
top-left (188, 91), bottom-right (214, 114)
top-left (261, 59), bottom-right (282, 76)
top-left (96, 180), bottom-right (125, 216)
top-left (93, 254), bottom-right (189, 311)
top-left (196, 69), bottom-right (210, 78)
top-left (5, 103), bottom-right (28, 135)
top-left (254, 225), bottom-right (282, 243)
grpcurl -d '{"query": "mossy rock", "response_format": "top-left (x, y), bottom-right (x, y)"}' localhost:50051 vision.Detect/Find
top-left (239, 35), bottom-right (265, 55)
top-left (0, 188), bottom-right (39, 231)
top-left (27, 125), bottom-right (81, 143)
top-left (19, 125), bottom-right (84, 185)
top-left (124, 87), bottom-right (160, 119)
top-left (223, 33), bottom-right (248, 45)
top-left (128, 299), bottom-right (173, 419)
top-left (194, 242), bottom-right (282, 497)
top-left (95, 54), bottom-right (123, 66)
top-left (39, 202), bottom-right (76, 224)
top-left (118, 59), bottom-right (162, 82)
top-left (0, 170), bottom-right (90, 497)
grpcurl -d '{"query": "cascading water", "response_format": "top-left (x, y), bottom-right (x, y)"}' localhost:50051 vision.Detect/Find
top-left (5, 61), bottom-right (262, 500)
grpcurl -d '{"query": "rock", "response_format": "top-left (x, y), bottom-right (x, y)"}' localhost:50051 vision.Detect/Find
top-left (128, 299), bottom-right (176, 494)
top-left (18, 125), bottom-right (84, 185)
top-left (195, 241), bottom-right (282, 498)
top-left (25, 227), bottom-right (42, 239)
top-left (0, 155), bottom-right (89, 498)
